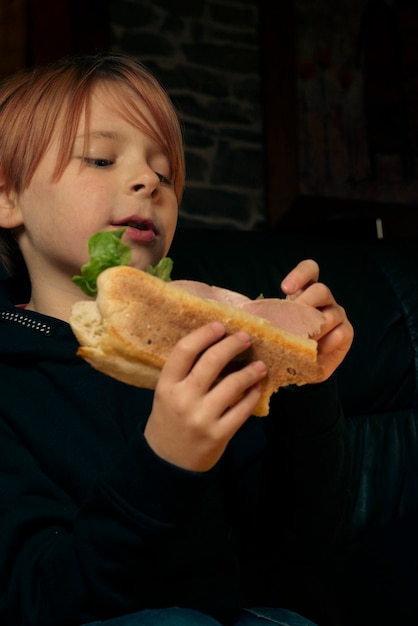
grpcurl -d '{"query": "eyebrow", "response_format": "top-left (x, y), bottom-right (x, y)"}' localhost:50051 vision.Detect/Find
top-left (75, 130), bottom-right (122, 141)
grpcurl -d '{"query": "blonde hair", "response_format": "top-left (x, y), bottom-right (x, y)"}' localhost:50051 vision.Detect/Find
top-left (0, 53), bottom-right (185, 277)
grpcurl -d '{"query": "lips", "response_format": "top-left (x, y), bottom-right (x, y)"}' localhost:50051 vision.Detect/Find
top-left (113, 216), bottom-right (157, 244)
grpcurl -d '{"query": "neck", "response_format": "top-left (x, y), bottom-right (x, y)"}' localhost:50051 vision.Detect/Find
top-left (25, 276), bottom-right (91, 322)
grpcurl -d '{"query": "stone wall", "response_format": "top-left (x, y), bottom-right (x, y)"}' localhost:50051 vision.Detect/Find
top-left (110, 0), bottom-right (266, 230)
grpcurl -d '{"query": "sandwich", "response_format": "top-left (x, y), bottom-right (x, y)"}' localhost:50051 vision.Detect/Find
top-left (69, 230), bottom-right (325, 417)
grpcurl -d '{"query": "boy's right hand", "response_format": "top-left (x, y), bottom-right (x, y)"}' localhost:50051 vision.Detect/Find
top-left (144, 322), bottom-right (267, 472)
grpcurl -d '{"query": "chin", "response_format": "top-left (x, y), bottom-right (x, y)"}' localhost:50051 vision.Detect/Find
top-left (129, 251), bottom-right (162, 271)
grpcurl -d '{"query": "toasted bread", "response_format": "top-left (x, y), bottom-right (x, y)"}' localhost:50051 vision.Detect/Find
top-left (70, 266), bottom-right (324, 416)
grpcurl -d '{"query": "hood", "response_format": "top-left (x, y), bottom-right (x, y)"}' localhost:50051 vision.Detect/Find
top-left (0, 278), bottom-right (80, 362)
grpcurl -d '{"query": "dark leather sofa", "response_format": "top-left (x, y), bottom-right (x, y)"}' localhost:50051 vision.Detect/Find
top-left (170, 227), bottom-right (418, 626)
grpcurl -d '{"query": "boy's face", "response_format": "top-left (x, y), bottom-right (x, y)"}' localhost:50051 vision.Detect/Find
top-left (12, 87), bottom-right (179, 299)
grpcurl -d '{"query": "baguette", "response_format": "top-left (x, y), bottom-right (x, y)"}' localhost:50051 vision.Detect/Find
top-left (70, 265), bottom-right (324, 416)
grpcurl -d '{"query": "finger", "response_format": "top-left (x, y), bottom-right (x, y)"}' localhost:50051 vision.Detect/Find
top-left (187, 330), bottom-right (255, 394)
top-left (161, 322), bottom-right (227, 383)
top-left (281, 259), bottom-right (319, 297)
top-left (289, 281), bottom-right (332, 308)
top-left (203, 359), bottom-right (267, 420)
top-left (316, 318), bottom-right (354, 378)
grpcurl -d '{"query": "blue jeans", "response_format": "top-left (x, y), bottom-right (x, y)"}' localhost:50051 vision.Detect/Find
top-left (82, 606), bottom-right (317, 626)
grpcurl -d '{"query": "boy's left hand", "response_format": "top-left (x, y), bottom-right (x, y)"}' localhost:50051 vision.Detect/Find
top-left (281, 259), bottom-right (354, 381)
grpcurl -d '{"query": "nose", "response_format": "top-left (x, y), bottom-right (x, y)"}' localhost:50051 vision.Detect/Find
top-left (130, 168), bottom-right (160, 197)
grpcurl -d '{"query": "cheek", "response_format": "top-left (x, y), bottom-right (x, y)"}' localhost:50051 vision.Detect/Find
top-left (15, 185), bottom-right (54, 234)
top-left (163, 204), bottom-right (178, 255)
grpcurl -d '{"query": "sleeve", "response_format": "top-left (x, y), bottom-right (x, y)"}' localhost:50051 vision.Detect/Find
top-left (0, 418), bottom-right (212, 626)
top-left (262, 375), bottom-right (352, 565)
top-left (225, 374), bottom-right (352, 611)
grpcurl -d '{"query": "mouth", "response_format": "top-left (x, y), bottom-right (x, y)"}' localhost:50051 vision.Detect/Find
top-left (113, 217), bottom-right (158, 243)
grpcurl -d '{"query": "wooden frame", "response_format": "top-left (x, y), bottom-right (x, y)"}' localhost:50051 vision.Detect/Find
top-left (28, 0), bottom-right (110, 64)
top-left (258, 0), bottom-right (299, 229)
top-left (0, 0), bottom-right (110, 78)
top-left (258, 0), bottom-right (418, 238)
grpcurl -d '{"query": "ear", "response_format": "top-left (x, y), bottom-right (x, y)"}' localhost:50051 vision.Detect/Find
top-left (0, 168), bottom-right (22, 229)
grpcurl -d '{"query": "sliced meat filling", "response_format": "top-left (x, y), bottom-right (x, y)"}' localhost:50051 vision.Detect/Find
top-left (172, 280), bottom-right (324, 338)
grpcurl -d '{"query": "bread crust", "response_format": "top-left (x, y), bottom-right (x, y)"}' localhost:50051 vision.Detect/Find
top-left (70, 266), bottom-right (324, 416)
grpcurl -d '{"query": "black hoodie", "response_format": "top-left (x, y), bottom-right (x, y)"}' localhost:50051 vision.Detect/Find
top-left (0, 277), bottom-right (350, 626)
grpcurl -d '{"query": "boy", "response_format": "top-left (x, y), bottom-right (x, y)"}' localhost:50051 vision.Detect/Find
top-left (0, 53), bottom-right (353, 626)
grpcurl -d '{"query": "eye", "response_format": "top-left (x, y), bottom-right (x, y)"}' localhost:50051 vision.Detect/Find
top-left (155, 171), bottom-right (172, 185)
top-left (84, 158), bottom-right (114, 168)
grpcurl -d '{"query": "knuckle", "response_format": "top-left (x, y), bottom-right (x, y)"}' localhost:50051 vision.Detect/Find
top-left (176, 332), bottom-right (199, 357)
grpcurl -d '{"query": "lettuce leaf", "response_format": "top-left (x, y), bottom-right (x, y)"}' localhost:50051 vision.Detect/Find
top-left (72, 228), bottom-right (173, 296)
top-left (146, 257), bottom-right (173, 281)
top-left (72, 228), bottom-right (131, 296)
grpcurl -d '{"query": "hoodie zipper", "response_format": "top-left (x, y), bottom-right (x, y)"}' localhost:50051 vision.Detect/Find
top-left (0, 310), bottom-right (52, 336)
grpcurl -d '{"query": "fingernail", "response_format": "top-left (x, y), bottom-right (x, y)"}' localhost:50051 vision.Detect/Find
top-left (281, 278), bottom-right (296, 293)
top-left (237, 331), bottom-right (251, 344)
top-left (252, 360), bottom-right (267, 374)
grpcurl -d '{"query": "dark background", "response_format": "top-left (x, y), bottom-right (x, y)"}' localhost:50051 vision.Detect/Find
top-left (1, 0), bottom-right (417, 238)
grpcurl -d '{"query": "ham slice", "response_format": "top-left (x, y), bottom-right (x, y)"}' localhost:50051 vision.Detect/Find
top-left (172, 279), bottom-right (324, 338)
top-left (172, 280), bottom-right (251, 307)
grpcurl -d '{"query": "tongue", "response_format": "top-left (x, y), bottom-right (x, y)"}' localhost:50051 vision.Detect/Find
top-left (126, 226), bottom-right (156, 243)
